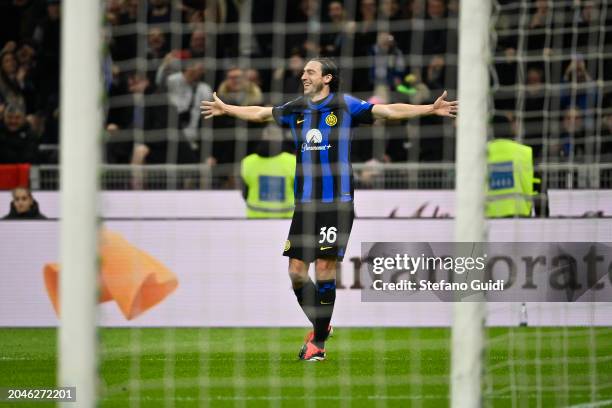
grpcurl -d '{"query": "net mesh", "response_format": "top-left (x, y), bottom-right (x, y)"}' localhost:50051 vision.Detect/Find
top-left (2, 0), bottom-right (612, 407)
top-left (484, 2), bottom-right (612, 406)
top-left (95, 0), bottom-right (612, 406)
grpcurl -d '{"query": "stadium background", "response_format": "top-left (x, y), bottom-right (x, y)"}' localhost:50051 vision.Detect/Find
top-left (0, 0), bottom-right (611, 406)
top-left (0, 0), bottom-right (610, 186)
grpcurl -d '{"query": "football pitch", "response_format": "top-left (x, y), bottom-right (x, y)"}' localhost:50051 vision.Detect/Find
top-left (1, 327), bottom-right (611, 407)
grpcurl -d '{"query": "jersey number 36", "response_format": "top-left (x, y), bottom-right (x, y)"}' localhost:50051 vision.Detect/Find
top-left (319, 227), bottom-right (337, 244)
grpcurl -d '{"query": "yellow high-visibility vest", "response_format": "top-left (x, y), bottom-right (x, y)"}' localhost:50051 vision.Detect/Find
top-left (486, 139), bottom-right (536, 218)
top-left (240, 152), bottom-right (296, 219)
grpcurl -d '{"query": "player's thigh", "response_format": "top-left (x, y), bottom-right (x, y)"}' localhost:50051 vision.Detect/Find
top-left (283, 203), bottom-right (318, 262)
top-left (315, 202), bottom-right (354, 250)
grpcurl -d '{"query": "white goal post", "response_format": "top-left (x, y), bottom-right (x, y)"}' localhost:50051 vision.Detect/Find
top-left (58, 0), bottom-right (102, 407)
top-left (452, 0), bottom-right (491, 407)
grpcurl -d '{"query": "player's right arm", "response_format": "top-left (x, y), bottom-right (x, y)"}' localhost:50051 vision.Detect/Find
top-left (200, 92), bottom-right (273, 122)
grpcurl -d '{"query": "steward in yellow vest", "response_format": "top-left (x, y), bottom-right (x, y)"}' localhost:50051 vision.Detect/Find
top-left (486, 139), bottom-right (537, 218)
top-left (241, 139), bottom-right (296, 218)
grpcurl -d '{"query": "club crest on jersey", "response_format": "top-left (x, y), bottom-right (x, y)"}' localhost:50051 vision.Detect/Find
top-left (306, 129), bottom-right (323, 143)
top-left (325, 112), bottom-right (337, 126)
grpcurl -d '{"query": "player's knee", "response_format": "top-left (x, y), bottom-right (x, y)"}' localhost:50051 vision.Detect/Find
top-left (288, 259), bottom-right (309, 284)
top-left (315, 258), bottom-right (337, 280)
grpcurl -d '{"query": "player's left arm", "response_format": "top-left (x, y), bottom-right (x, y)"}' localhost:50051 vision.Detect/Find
top-left (372, 91), bottom-right (458, 120)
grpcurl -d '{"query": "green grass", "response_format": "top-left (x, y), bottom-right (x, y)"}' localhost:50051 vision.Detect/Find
top-left (1, 327), bottom-right (611, 407)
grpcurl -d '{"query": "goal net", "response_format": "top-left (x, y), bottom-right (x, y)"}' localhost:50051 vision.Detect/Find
top-left (0, 0), bottom-right (611, 407)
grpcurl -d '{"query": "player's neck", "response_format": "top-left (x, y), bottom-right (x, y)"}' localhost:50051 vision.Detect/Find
top-left (309, 88), bottom-right (331, 103)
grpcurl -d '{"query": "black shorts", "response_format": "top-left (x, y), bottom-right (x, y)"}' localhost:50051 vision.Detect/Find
top-left (283, 201), bottom-right (355, 263)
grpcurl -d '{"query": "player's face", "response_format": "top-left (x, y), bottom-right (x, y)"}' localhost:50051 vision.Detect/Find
top-left (301, 61), bottom-right (331, 97)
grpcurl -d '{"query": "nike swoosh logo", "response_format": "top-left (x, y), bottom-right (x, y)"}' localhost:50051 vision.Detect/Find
top-left (297, 119), bottom-right (304, 124)
top-left (320, 246), bottom-right (333, 250)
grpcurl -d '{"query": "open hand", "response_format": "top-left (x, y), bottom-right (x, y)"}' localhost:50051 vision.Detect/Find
top-left (200, 92), bottom-right (226, 119)
top-left (432, 90), bottom-right (458, 118)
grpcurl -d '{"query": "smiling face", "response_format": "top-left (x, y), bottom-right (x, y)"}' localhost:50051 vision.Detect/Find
top-left (301, 60), bottom-right (331, 98)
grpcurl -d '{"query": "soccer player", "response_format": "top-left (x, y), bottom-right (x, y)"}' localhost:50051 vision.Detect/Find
top-left (201, 57), bottom-right (457, 361)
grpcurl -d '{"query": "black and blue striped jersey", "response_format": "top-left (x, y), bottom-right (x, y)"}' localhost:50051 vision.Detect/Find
top-left (272, 93), bottom-right (374, 203)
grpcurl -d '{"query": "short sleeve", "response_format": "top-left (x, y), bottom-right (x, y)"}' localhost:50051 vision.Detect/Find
top-left (343, 94), bottom-right (374, 125)
top-left (272, 100), bottom-right (295, 128)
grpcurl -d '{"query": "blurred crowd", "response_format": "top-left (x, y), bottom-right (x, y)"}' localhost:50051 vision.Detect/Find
top-left (0, 0), bottom-right (611, 178)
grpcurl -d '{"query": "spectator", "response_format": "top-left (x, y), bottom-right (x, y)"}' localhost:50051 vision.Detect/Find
top-left (550, 107), bottom-right (586, 162)
top-left (105, 70), bottom-right (169, 165)
top-left (272, 50), bottom-right (305, 102)
top-left (419, 55), bottom-right (447, 161)
top-left (32, 0), bottom-right (60, 98)
top-left (0, 104), bottom-right (37, 164)
top-left (378, 0), bottom-right (409, 51)
top-left (356, 0), bottom-right (377, 36)
top-left (369, 32), bottom-right (406, 102)
top-left (153, 29), bottom-right (205, 88)
top-left (166, 60), bottom-right (212, 162)
top-left (395, 70), bottom-right (431, 105)
top-left (423, 54), bottom-right (445, 91)
top-left (401, 0), bottom-right (425, 19)
top-left (146, 27), bottom-right (169, 84)
top-left (0, 0), bottom-right (43, 47)
top-left (2, 187), bottom-right (46, 220)
top-left (379, 0), bottom-right (402, 22)
top-left (147, 27), bottom-right (169, 61)
top-left (385, 71), bottom-right (432, 162)
top-left (187, 28), bottom-right (206, 58)
top-left (526, 0), bottom-right (550, 55)
top-left (524, 66), bottom-right (546, 161)
top-left (423, 0), bottom-right (448, 56)
top-left (216, 67), bottom-right (263, 107)
top-left (0, 50), bottom-right (30, 113)
top-left (575, 1), bottom-right (599, 51)
top-left (212, 67), bottom-right (264, 166)
top-left (182, 2), bottom-right (205, 28)
top-left (148, 0), bottom-right (171, 24)
top-left (15, 41), bottom-right (37, 78)
top-left (245, 68), bottom-right (264, 100)
top-left (352, 0), bottom-right (378, 93)
top-left (447, 0), bottom-right (459, 18)
top-left (286, 0), bottom-right (322, 57)
top-left (561, 56), bottom-right (598, 116)
top-left (109, 0), bottom-right (138, 61)
top-left (155, 50), bottom-right (183, 90)
top-left (106, 0), bottom-right (123, 26)
top-left (321, 1), bottom-right (354, 57)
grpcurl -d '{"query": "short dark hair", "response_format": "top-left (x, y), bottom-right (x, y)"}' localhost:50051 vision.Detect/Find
top-left (309, 57), bottom-right (340, 92)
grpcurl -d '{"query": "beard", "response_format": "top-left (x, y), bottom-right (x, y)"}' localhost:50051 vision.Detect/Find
top-left (304, 81), bottom-right (324, 96)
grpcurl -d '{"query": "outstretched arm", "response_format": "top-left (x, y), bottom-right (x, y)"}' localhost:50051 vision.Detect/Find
top-left (372, 90), bottom-right (458, 120)
top-left (200, 92), bottom-right (273, 122)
